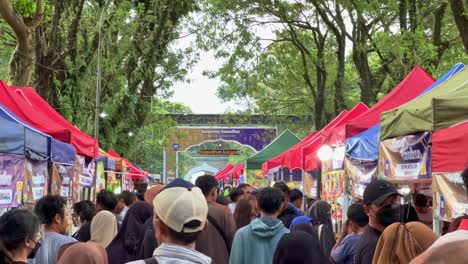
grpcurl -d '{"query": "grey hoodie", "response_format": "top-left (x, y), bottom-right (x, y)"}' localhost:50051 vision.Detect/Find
top-left (127, 243), bottom-right (212, 264)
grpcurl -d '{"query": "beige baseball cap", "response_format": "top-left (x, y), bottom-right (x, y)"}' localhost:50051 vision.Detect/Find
top-left (153, 186), bottom-right (208, 233)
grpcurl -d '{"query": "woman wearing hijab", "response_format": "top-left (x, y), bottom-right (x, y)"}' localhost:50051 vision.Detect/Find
top-left (306, 200), bottom-right (336, 257)
top-left (90, 210), bottom-right (118, 248)
top-left (106, 202), bottom-right (153, 264)
top-left (273, 231), bottom-right (331, 264)
top-left (373, 222), bottom-right (438, 264)
top-left (57, 242), bottom-right (107, 264)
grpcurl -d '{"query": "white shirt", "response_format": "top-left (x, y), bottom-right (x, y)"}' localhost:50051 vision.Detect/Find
top-left (430, 229), bottom-right (468, 249)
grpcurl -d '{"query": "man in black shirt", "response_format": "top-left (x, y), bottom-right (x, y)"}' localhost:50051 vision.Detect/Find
top-left (355, 179), bottom-right (402, 264)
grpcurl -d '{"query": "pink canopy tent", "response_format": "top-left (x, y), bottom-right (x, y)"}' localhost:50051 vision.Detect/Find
top-left (215, 164), bottom-right (234, 180)
top-left (216, 163), bottom-right (244, 180)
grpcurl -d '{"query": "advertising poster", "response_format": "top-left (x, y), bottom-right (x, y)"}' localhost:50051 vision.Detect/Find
top-left (378, 132), bottom-right (431, 181)
top-left (96, 162), bottom-right (105, 192)
top-left (51, 163), bottom-right (73, 199)
top-left (106, 171), bottom-right (118, 192)
top-left (122, 173), bottom-right (133, 191)
top-left (75, 155), bottom-right (95, 187)
top-left (432, 172), bottom-right (468, 221)
top-left (24, 159), bottom-right (48, 204)
top-left (0, 154), bottom-right (25, 208)
top-left (344, 157), bottom-right (378, 199)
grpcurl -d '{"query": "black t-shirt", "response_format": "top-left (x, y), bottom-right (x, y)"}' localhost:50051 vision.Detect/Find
top-left (72, 222), bottom-right (91, 242)
top-left (354, 225), bottom-right (382, 264)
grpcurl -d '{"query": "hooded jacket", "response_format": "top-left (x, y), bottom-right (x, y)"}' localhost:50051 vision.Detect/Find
top-left (229, 217), bottom-right (289, 264)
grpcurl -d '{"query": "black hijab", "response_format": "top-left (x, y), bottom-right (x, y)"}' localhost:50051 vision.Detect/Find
top-left (273, 231), bottom-right (332, 264)
top-left (106, 201), bottom-right (153, 264)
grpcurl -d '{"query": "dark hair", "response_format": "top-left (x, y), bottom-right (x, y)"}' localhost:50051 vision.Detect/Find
top-left (401, 204), bottom-right (419, 223)
top-left (257, 187), bottom-right (284, 214)
top-left (34, 195), bottom-right (66, 225)
top-left (273, 181), bottom-right (290, 196)
top-left (72, 200), bottom-right (94, 215)
top-left (462, 167), bottom-right (468, 199)
top-left (216, 195), bottom-right (230, 206)
top-left (347, 203), bottom-right (368, 227)
top-left (118, 191), bottom-right (136, 206)
top-left (96, 190), bottom-right (118, 211)
top-left (237, 183), bottom-right (251, 190)
top-left (195, 175), bottom-right (218, 196)
top-left (234, 199), bottom-right (253, 229)
top-left (79, 209), bottom-right (95, 223)
top-left (290, 189), bottom-right (303, 202)
top-left (136, 191), bottom-right (145, 202)
top-left (413, 193), bottom-right (429, 208)
top-left (0, 209), bottom-right (40, 258)
top-left (229, 188), bottom-right (245, 202)
top-left (166, 220), bottom-right (202, 244)
top-left (448, 215), bottom-right (468, 233)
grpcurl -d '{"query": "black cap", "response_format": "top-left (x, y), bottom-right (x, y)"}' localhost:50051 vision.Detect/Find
top-left (363, 179), bottom-right (401, 205)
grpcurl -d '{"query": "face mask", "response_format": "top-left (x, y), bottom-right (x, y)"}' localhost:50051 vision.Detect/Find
top-left (376, 204), bottom-right (401, 227)
top-left (27, 240), bottom-right (41, 259)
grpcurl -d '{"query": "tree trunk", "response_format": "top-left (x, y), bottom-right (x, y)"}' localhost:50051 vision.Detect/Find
top-left (449, 0), bottom-right (468, 53)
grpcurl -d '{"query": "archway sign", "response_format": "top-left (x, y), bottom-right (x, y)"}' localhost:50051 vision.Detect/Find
top-left (165, 127), bottom-right (276, 181)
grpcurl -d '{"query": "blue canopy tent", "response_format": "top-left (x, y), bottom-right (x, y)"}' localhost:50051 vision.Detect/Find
top-left (346, 63), bottom-right (466, 161)
top-left (0, 103), bottom-right (75, 163)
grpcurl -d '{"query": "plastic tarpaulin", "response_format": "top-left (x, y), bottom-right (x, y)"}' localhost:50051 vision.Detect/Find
top-left (380, 64), bottom-right (466, 140)
top-left (432, 121), bottom-right (468, 173)
top-left (347, 63), bottom-right (464, 160)
top-left (302, 103), bottom-right (370, 171)
top-left (346, 66), bottom-right (434, 138)
top-left (0, 81), bottom-right (98, 158)
top-left (246, 130), bottom-right (300, 170)
top-left (0, 103), bottom-right (75, 163)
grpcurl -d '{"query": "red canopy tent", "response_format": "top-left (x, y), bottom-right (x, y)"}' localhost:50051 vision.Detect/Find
top-left (215, 164), bottom-right (234, 180)
top-left (0, 81), bottom-right (98, 158)
top-left (324, 103), bottom-right (369, 146)
top-left (345, 66), bottom-right (435, 138)
top-left (302, 103), bottom-right (369, 171)
top-left (216, 163), bottom-right (244, 180)
top-left (432, 121), bottom-right (468, 173)
top-left (108, 150), bottom-right (148, 179)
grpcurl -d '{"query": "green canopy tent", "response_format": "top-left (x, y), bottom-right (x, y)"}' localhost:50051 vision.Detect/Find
top-left (432, 81), bottom-right (468, 131)
top-left (246, 129), bottom-right (300, 170)
top-left (380, 66), bottom-right (468, 140)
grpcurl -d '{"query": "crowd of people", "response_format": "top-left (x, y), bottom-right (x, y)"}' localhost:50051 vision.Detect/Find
top-left (1, 171), bottom-right (468, 264)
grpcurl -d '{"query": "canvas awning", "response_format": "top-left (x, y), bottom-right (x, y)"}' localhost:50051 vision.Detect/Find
top-left (380, 64), bottom-right (466, 140)
top-left (433, 121), bottom-right (468, 173)
top-left (246, 129), bottom-right (300, 170)
top-left (346, 66), bottom-right (434, 139)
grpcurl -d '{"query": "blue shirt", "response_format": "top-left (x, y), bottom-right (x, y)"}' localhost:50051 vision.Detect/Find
top-left (331, 233), bottom-right (362, 264)
top-left (30, 232), bottom-right (77, 264)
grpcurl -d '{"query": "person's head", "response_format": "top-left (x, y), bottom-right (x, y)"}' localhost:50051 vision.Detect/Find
top-left (72, 200), bottom-right (95, 227)
top-left (152, 181), bottom-right (208, 247)
top-left (289, 216), bottom-right (313, 230)
top-left (413, 193), bottom-right (430, 214)
top-left (96, 190), bottom-right (118, 212)
top-left (34, 195), bottom-right (68, 234)
top-left (363, 179), bottom-right (401, 231)
top-left (0, 209), bottom-right (41, 261)
top-left (216, 194), bottom-right (230, 206)
top-left (410, 240), bottom-right (468, 264)
top-left (306, 200), bottom-right (332, 229)
top-left (273, 181), bottom-right (291, 213)
top-left (57, 242), bottom-right (108, 264)
top-left (290, 189), bottom-right (304, 209)
top-left (291, 222), bottom-right (315, 235)
top-left (234, 199), bottom-right (254, 229)
top-left (90, 211), bottom-right (118, 248)
top-left (238, 183), bottom-right (253, 198)
top-left (229, 188), bottom-right (245, 203)
top-left (401, 204), bottom-right (419, 223)
top-left (115, 191), bottom-right (136, 214)
top-left (373, 222), bottom-right (437, 264)
top-left (447, 215), bottom-right (468, 233)
top-left (462, 167), bottom-right (468, 199)
top-left (306, 197), bottom-right (316, 210)
top-left (257, 187), bottom-right (284, 218)
top-left (273, 231), bottom-right (331, 264)
top-left (347, 203), bottom-right (368, 233)
top-left (195, 175), bottom-right (219, 202)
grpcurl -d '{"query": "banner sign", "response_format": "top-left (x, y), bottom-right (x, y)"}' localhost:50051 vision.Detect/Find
top-left (51, 163), bottom-right (73, 198)
top-left (106, 171), bottom-right (119, 192)
top-left (75, 155), bottom-right (95, 187)
top-left (198, 149), bottom-right (241, 156)
top-left (378, 132), bottom-right (431, 181)
top-left (200, 128), bottom-right (276, 151)
top-left (344, 157), bottom-right (378, 199)
top-left (96, 162), bottom-right (105, 192)
top-left (433, 172), bottom-right (468, 221)
top-left (0, 154), bottom-right (24, 208)
top-left (24, 159), bottom-right (48, 204)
